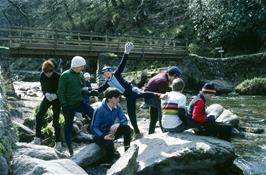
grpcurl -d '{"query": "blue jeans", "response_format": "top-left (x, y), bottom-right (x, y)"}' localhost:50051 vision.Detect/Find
top-left (62, 102), bottom-right (94, 147)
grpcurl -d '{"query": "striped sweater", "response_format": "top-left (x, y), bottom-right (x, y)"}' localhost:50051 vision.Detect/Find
top-left (161, 91), bottom-right (186, 129)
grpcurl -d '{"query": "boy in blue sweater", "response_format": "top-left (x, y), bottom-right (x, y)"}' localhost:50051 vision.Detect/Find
top-left (91, 87), bottom-right (132, 162)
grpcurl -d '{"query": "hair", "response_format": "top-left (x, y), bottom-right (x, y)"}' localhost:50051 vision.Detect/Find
top-left (172, 78), bottom-right (185, 91)
top-left (42, 59), bottom-right (55, 73)
top-left (104, 87), bottom-right (121, 101)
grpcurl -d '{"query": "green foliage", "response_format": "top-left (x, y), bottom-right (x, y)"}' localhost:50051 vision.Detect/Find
top-left (59, 113), bottom-right (65, 127)
top-left (188, 0), bottom-right (266, 55)
top-left (235, 78), bottom-right (266, 95)
top-left (0, 142), bottom-right (6, 155)
top-left (2, 0), bottom-right (266, 56)
top-left (42, 123), bottom-right (53, 137)
top-left (33, 105), bottom-right (64, 136)
top-left (0, 141), bottom-right (13, 161)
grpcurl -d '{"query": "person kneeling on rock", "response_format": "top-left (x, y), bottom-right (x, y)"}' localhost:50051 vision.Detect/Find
top-left (187, 83), bottom-right (232, 142)
top-left (91, 87), bottom-right (132, 164)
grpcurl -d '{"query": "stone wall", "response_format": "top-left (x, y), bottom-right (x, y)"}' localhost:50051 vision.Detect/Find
top-left (180, 53), bottom-right (266, 91)
top-left (0, 49), bottom-right (17, 175)
top-left (0, 48), bottom-right (10, 71)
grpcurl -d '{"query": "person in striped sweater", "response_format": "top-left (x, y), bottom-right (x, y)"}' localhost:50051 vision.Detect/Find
top-left (160, 78), bottom-right (187, 132)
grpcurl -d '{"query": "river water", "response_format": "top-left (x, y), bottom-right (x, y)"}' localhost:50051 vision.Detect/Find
top-left (211, 95), bottom-right (266, 175)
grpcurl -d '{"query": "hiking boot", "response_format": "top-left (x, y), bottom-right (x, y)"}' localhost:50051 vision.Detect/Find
top-left (54, 142), bottom-right (62, 151)
top-left (68, 145), bottom-right (74, 157)
top-left (33, 137), bottom-right (41, 145)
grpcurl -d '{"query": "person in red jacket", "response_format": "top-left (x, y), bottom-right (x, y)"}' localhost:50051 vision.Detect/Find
top-left (187, 83), bottom-right (232, 141)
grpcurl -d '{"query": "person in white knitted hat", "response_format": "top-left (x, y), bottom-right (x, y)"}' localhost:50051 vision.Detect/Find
top-left (57, 56), bottom-right (97, 156)
top-left (83, 72), bottom-right (92, 105)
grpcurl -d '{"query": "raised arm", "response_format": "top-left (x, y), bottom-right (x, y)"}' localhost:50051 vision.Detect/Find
top-left (115, 42), bottom-right (134, 74)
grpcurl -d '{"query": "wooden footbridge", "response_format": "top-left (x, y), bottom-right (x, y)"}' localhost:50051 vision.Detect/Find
top-left (0, 26), bottom-right (187, 60)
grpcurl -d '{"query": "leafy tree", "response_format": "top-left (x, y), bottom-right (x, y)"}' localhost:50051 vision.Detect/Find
top-left (188, 0), bottom-right (266, 55)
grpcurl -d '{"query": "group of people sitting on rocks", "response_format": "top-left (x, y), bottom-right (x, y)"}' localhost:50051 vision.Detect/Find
top-left (33, 42), bottom-right (232, 163)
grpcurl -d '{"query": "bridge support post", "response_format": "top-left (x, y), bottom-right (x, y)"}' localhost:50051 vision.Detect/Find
top-left (0, 47), bottom-right (10, 72)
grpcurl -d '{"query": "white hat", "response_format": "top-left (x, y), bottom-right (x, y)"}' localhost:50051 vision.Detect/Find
top-left (84, 72), bottom-right (91, 78)
top-left (71, 56), bottom-right (86, 68)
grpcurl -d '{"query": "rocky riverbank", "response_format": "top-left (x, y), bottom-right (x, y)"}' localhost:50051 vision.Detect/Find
top-left (0, 78), bottom-right (247, 174)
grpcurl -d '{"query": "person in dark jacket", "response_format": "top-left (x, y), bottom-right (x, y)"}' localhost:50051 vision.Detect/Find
top-left (98, 42), bottom-right (157, 138)
top-left (57, 56), bottom-right (97, 156)
top-left (187, 83), bottom-right (232, 141)
top-left (91, 87), bottom-right (132, 163)
top-left (144, 66), bottom-right (182, 134)
top-left (33, 59), bottom-right (61, 150)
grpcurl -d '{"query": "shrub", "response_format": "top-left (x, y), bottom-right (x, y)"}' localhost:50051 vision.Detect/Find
top-left (235, 78), bottom-right (266, 95)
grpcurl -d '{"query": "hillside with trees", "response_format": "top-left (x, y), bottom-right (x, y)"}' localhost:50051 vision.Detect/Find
top-left (1, 0), bottom-right (266, 57)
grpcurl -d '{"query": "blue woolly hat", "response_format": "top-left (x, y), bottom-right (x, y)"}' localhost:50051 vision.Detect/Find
top-left (202, 83), bottom-right (216, 94)
top-left (168, 66), bottom-right (182, 77)
top-left (101, 66), bottom-right (113, 73)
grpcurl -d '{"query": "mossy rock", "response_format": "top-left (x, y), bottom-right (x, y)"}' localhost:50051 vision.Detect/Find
top-left (0, 141), bottom-right (13, 161)
top-left (235, 78), bottom-right (266, 95)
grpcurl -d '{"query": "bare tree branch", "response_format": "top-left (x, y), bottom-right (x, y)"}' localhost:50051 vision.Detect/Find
top-left (7, 0), bottom-right (30, 26)
top-left (2, 9), bottom-right (14, 26)
top-left (63, 1), bottom-right (76, 29)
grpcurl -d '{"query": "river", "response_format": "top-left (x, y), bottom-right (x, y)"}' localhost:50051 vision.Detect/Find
top-left (211, 95), bottom-right (266, 175)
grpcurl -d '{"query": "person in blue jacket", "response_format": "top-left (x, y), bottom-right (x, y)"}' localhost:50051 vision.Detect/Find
top-left (98, 42), bottom-right (157, 138)
top-left (91, 87), bottom-right (132, 163)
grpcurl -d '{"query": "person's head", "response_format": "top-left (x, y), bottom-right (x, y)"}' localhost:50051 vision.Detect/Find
top-left (42, 59), bottom-right (55, 78)
top-left (104, 87), bottom-right (121, 107)
top-left (102, 66), bottom-right (113, 80)
top-left (172, 78), bottom-right (185, 92)
top-left (167, 66), bottom-right (182, 83)
top-left (71, 56), bottom-right (86, 73)
top-left (201, 83), bottom-right (216, 101)
top-left (83, 72), bottom-right (91, 81)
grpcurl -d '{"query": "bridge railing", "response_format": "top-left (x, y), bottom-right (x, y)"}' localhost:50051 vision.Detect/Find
top-left (0, 26), bottom-right (186, 55)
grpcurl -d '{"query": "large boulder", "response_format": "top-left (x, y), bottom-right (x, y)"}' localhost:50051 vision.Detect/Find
top-left (71, 143), bottom-right (106, 168)
top-left (107, 144), bottom-right (139, 175)
top-left (208, 80), bottom-right (234, 94)
top-left (12, 155), bottom-right (87, 175)
top-left (133, 132), bottom-right (235, 175)
top-left (12, 121), bottom-right (35, 142)
top-left (206, 104), bottom-right (239, 128)
top-left (14, 142), bottom-right (67, 160)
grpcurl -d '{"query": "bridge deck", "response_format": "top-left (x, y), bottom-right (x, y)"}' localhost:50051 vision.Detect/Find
top-left (0, 26), bottom-right (187, 59)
